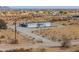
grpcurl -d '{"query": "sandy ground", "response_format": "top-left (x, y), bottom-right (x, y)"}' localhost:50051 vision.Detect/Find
top-left (0, 10), bottom-right (79, 51)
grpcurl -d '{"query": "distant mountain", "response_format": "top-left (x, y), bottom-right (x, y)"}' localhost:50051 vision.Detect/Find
top-left (10, 6), bottom-right (79, 9)
top-left (0, 6), bottom-right (12, 10)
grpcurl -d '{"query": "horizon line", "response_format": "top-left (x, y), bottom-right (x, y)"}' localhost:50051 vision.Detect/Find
top-left (9, 6), bottom-right (79, 9)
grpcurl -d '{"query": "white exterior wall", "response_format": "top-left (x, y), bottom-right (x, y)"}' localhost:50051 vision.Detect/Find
top-left (37, 22), bottom-right (51, 27)
top-left (22, 22), bottom-right (51, 28)
top-left (28, 22), bottom-right (51, 27)
top-left (44, 22), bottom-right (51, 26)
top-left (28, 23), bottom-right (37, 27)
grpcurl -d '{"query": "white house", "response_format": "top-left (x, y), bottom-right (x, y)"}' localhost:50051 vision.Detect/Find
top-left (19, 22), bottom-right (52, 28)
top-left (27, 23), bottom-right (37, 27)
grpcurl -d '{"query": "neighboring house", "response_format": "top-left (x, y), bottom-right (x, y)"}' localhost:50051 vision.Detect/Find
top-left (19, 22), bottom-right (52, 28)
top-left (68, 13), bottom-right (79, 18)
top-left (52, 11), bottom-right (60, 16)
top-left (66, 14), bottom-right (79, 20)
top-left (72, 15), bottom-right (79, 18)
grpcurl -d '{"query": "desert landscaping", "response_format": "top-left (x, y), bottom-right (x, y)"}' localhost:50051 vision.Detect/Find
top-left (0, 7), bottom-right (79, 52)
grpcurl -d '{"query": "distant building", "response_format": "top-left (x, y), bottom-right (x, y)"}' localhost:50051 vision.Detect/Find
top-left (52, 11), bottom-right (60, 16)
top-left (19, 22), bottom-right (52, 28)
top-left (68, 13), bottom-right (79, 18)
top-left (66, 14), bottom-right (79, 20)
top-left (72, 15), bottom-right (79, 18)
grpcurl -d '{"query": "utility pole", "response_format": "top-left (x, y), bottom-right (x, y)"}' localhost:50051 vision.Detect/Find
top-left (15, 18), bottom-right (16, 40)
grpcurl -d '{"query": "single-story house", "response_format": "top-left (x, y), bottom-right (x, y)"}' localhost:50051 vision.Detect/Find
top-left (72, 15), bottom-right (79, 18)
top-left (19, 22), bottom-right (52, 28)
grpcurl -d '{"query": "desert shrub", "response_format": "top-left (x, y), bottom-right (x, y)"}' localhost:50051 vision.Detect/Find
top-left (0, 50), bottom-right (3, 52)
top-left (0, 40), bottom-right (1, 44)
top-left (59, 10), bottom-right (64, 14)
top-left (6, 48), bottom-right (33, 52)
top-left (0, 35), bottom-right (5, 39)
top-left (62, 23), bottom-right (66, 26)
top-left (58, 39), bottom-right (62, 42)
top-left (51, 36), bottom-right (56, 41)
top-left (37, 40), bottom-right (43, 43)
top-left (64, 11), bottom-right (67, 14)
top-left (36, 48), bottom-right (46, 52)
top-left (61, 35), bottom-right (71, 49)
top-left (32, 48), bottom-right (46, 52)
top-left (69, 23), bottom-right (74, 25)
top-left (39, 48), bottom-right (46, 52)
top-left (9, 39), bottom-right (18, 44)
top-left (74, 50), bottom-right (79, 52)
top-left (0, 19), bottom-right (7, 29)
top-left (25, 48), bottom-right (32, 52)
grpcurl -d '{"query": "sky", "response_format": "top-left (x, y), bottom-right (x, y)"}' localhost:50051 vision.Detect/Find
top-left (10, 6), bottom-right (79, 9)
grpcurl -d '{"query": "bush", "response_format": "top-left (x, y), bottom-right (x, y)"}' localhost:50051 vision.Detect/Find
top-left (35, 48), bottom-right (46, 52)
top-left (0, 35), bottom-right (5, 39)
top-left (10, 39), bottom-right (18, 44)
top-left (62, 23), bottom-right (66, 26)
top-left (59, 10), bottom-right (64, 14)
top-left (61, 35), bottom-right (71, 49)
top-left (74, 50), bottom-right (79, 52)
top-left (6, 48), bottom-right (32, 52)
top-left (0, 19), bottom-right (7, 29)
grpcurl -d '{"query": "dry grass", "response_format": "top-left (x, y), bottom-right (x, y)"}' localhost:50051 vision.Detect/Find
top-left (33, 25), bottom-right (79, 41)
top-left (0, 10), bottom-right (79, 51)
top-left (0, 29), bottom-right (33, 44)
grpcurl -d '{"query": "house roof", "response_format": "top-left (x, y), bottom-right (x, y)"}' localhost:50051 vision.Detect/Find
top-left (26, 21), bottom-right (52, 24)
top-left (20, 20), bottom-right (52, 24)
